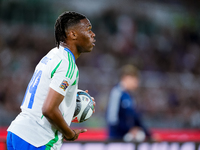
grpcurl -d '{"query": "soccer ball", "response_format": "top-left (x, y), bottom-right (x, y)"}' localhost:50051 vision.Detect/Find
top-left (72, 89), bottom-right (94, 123)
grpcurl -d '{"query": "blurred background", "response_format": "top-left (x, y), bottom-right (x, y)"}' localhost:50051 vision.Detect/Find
top-left (0, 0), bottom-right (200, 146)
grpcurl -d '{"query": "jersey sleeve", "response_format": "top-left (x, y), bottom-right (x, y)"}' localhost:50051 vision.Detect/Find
top-left (49, 59), bottom-right (75, 96)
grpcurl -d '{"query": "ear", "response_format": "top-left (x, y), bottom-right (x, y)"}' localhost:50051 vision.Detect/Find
top-left (68, 30), bottom-right (78, 40)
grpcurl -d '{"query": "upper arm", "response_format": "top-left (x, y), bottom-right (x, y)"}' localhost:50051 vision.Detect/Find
top-left (42, 88), bottom-right (64, 115)
top-left (42, 58), bottom-right (76, 115)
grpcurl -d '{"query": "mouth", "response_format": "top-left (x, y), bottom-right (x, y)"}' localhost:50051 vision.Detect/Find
top-left (92, 39), bottom-right (96, 46)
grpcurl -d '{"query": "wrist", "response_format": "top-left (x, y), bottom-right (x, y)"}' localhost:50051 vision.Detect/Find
top-left (65, 130), bottom-right (76, 141)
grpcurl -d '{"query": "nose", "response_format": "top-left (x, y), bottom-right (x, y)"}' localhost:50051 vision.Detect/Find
top-left (91, 31), bottom-right (95, 38)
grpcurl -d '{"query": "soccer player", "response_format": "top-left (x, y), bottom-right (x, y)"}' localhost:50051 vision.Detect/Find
top-left (6, 11), bottom-right (96, 150)
top-left (106, 64), bottom-right (151, 141)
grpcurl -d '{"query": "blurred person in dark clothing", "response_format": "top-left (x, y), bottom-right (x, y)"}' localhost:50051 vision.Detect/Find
top-left (106, 64), bottom-right (151, 142)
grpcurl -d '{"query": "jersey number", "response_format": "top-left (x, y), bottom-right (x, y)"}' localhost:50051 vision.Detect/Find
top-left (21, 70), bottom-right (42, 109)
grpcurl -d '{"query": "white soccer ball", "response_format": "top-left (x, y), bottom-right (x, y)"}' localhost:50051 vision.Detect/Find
top-left (72, 89), bottom-right (94, 123)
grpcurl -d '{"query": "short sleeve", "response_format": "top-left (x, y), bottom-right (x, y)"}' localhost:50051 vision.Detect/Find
top-left (49, 59), bottom-right (74, 96)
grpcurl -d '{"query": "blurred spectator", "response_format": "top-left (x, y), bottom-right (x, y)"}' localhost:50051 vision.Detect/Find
top-left (106, 64), bottom-right (151, 142)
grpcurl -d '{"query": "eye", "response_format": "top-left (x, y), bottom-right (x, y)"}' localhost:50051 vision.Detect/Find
top-left (88, 26), bottom-right (92, 31)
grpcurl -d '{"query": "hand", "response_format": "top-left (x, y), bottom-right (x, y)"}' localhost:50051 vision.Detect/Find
top-left (85, 90), bottom-right (95, 113)
top-left (64, 129), bottom-right (87, 141)
top-left (123, 127), bottom-right (146, 142)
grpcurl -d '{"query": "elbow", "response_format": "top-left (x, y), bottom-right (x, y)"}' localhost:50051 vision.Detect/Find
top-left (42, 105), bottom-right (52, 118)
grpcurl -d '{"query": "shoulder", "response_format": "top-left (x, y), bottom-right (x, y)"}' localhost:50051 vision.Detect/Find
top-left (110, 85), bottom-right (122, 96)
top-left (50, 50), bottom-right (77, 72)
top-left (120, 92), bottom-right (133, 109)
top-left (121, 91), bottom-right (131, 100)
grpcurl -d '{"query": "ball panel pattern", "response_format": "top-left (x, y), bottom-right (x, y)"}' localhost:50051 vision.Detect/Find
top-left (73, 94), bottom-right (81, 117)
top-left (80, 101), bottom-right (94, 122)
top-left (72, 89), bottom-right (94, 123)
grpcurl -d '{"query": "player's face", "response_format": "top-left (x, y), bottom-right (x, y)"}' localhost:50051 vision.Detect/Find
top-left (123, 75), bottom-right (139, 91)
top-left (75, 18), bottom-right (96, 53)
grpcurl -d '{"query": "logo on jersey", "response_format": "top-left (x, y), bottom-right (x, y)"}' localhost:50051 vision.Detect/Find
top-left (60, 80), bottom-right (69, 91)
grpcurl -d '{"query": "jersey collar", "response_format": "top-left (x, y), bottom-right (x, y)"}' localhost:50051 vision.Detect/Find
top-left (64, 47), bottom-right (75, 62)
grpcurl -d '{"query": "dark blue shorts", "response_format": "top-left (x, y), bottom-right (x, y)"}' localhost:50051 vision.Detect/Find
top-left (7, 132), bottom-right (46, 150)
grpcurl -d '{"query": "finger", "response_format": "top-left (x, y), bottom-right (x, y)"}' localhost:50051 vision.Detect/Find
top-left (85, 90), bottom-right (88, 93)
top-left (80, 129), bottom-right (87, 133)
top-left (91, 97), bottom-right (95, 101)
top-left (92, 100), bottom-right (95, 113)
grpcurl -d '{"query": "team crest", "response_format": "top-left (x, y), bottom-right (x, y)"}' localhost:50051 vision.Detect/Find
top-left (60, 80), bottom-right (69, 91)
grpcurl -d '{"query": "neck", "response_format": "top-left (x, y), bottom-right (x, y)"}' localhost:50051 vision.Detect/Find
top-left (60, 42), bottom-right (80, 60)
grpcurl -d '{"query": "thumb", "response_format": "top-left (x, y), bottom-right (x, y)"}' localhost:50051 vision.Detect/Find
top-left (80, 129), bottom-right (87, 133)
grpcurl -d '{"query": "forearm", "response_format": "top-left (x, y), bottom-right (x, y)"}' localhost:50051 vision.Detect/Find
top-left (42, 88), bottom-right (75, 139)
top-left (127, 109), bottom-right (151, 136)
top-left (43, 107), bottom-right (74, 139)
top-left (42, 88), bottom-right (88, 141)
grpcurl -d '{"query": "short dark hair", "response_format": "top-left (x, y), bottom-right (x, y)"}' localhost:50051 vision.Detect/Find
top-left (54, 11), bottom-right (86, 48)
top-left (120, 64), bottom-right (139, 79)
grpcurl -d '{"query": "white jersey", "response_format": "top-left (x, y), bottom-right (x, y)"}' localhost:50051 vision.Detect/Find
top-left (7, 46), bottom-right (79, 149)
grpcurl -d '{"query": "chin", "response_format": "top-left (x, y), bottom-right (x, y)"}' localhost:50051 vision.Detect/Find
top-left (84, 47), bottom-right (94, 53)
top-left (78, 45), bottom-right (94, 53)
top-left (88, 47), bottom-right (94, 52)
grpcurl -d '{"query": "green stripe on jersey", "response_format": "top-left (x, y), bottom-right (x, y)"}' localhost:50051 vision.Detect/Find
top-left (72, 70), bottom-right (79, 85)
top-left (68, 55), bottom-right (74, 78)
top-left (66, 53), bottom-right (75, 79)
top-left (66, 53), bottom-right (71, 78)
top-left (45, 130), bottom-right (59, 150)
top-left (69, 61), bottom-right (75, 79)
top-left (51, 60), bottom-right (62, 78)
